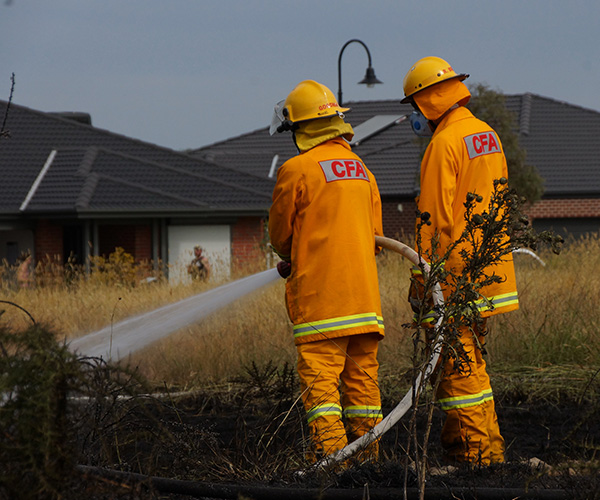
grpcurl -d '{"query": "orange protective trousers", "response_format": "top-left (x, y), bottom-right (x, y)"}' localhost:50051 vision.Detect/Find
top-left (435, 321), bottom-right (505, 464)
top-left (296, 333), bottom-right (382, 462)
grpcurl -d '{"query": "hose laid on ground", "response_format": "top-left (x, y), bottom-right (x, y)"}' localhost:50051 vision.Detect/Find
top-left (77, 465), bottom-right (571, 499)
top-left (310, 235), bottom-right (445, 471)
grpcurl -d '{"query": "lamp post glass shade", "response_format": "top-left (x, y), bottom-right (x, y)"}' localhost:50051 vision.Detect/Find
top-left (359, 66), bottom-right (383, 88)
top-left (337, 39), bottom-right (383, 104)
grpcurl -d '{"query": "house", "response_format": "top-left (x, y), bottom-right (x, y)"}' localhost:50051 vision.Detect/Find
top-left (2, 92), bottom-right (598, 280)
top-left (192, 94), bottom-right (600, 240)
top-left (0, 100), bottom-right (274, 279)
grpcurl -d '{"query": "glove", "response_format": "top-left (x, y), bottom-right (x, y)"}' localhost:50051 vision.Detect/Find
top-left (276, 260), bottom-right (292, 279)
top-left (408, 277), bottom-right (429, 314)
top-left (408, 274), bottom-right (437, 327)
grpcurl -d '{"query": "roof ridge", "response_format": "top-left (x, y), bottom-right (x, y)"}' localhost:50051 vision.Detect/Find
top-left (78, 146), bottom-right (99, 175)
top-left (519, 93), bottom-right (532, 136)
top-left (91, 146), bottom-right (272, 200)
top-left (504, 93), bottom-right (600, 115)
top-left (0, 99), bottom-right (274, 184)
top-left (94, 172), bottom-right (211, 208)
top-left (76, 172), bottom-right (99, 210)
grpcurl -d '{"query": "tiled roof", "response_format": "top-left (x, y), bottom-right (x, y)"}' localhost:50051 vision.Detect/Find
top-left (3, 93), bottom-right (598, 218)
top-left (192, 94), bottom-right (600, 199)
top-left (506, 94), bottom-right (600, 197)
top-left (0, 101), bottom-right (274, 216)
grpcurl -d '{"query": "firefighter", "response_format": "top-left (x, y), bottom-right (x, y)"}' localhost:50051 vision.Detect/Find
top-left (268, 80), bottom-right (385, 462)
top-left (187, 245), bottom-right (210, 281)
top-left (401, 57), bottom-right (519, 465)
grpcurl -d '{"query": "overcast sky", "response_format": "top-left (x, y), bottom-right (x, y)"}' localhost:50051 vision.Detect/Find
top-left (2, 1), bottom-right (598, 151)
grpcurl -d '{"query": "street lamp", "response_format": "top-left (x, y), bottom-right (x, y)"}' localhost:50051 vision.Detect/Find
top-left (337, 39), bottom-right (383, 105)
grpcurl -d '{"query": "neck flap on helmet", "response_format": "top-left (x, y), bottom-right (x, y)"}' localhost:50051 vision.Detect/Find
top-left (413, 78), bottom-right (471, 122)
top-left (293, 114), bottom-right (354, 153)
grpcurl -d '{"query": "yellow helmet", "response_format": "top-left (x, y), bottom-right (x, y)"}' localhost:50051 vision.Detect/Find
top-left (270, 80), bottom-right (350, 134)
top-left (401, 56), bottom-right (469, 103)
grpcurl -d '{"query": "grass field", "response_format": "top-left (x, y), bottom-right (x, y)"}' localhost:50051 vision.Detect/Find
top-left (1, 234), bottom-right (598, 395)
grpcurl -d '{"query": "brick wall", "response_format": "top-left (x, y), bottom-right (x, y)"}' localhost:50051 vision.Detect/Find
top-left (133, 225), bottom-right (153, 261)
top-left (527, 198), bottom-right (600, 220)
top-left (382, 200), bottom-right (417, 241)
top-left (382, 198), bottom-right (600, 239)
top-left (34, 219), bottom-right (63, 261)
top-left (231, 216), bottom-right (266, 266)
top-left (98, 224), bottom-right (152, 261)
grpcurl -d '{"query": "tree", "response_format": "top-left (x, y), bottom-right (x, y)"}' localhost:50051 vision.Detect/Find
top-left (467, 83), bottom-right (544, 203)
top-left (1, 73), bottom-right (15, 140)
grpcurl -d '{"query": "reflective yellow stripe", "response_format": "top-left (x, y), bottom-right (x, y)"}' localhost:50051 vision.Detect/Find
top-left (343, 405), bottom-right (383, 419)
top-left (411, 260), bottom-right (443, 275)
top-left (294, 313), bottom-right (384, 339)
top-left (306, 403), bottom-right (342, 424)
top-left (475, 291), bottom-right (519, 312)
top-left (412, 291), bottom-right (518, 323)
top-left (438, 389), bottom-right (494, 411)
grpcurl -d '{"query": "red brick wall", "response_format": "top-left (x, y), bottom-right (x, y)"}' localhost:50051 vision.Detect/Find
top-left (527, 198), bottom-right (600, 220)
top-left (382, 198), bottom-right (600, 239)
top-left (34, 219), bottom-right (63, 261)
top-left (382, 200), bottom-right (417, 241)
top-left (98, 224), bottom-right (152, 261)
top-left (231, 216), bottom-right (265, 266)
top-left (133, 225), bottom-right (152, 261)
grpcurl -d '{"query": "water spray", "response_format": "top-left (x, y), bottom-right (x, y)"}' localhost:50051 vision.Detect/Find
top-left (69, 268), bottom-right (280, 361)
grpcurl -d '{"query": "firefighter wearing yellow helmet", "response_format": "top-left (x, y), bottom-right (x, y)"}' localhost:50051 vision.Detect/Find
top-left (402, 56), bottom-right (518, 465)
top-left (269, 80), bottom-right (385, 461)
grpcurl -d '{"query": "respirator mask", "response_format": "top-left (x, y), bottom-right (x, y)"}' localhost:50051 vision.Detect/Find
top-left (409, 110), bottom-right (433, 137)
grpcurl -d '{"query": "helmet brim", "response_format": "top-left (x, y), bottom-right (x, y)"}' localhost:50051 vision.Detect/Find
top-left (401, 73), bottom-right (469, 104)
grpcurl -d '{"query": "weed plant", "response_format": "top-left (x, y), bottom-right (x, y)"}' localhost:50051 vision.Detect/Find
top-left (0, 320), bottom-right (153, 499)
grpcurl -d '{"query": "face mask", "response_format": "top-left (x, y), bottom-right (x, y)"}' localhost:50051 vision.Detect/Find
top-left (409, 111), bottom-right (432, 137)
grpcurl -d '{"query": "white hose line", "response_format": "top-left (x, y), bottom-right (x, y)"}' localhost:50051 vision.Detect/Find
top-left (512, 247), bottom-right (546, 266)
top-left (309, 235), bottom-right (445, 470)
top-left (69, 268), bottom-right (281, 361)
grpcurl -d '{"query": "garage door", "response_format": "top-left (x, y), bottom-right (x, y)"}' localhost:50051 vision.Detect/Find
top-left (167, 225), bottom-right (230, 283)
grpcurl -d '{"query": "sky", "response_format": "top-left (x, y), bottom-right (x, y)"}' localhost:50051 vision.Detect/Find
top-left (2, 1), bottom-right (599, 151)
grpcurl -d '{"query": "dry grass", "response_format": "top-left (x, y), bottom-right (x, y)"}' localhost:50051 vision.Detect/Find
top-left (490, 234), bottom-right (600, 367)
top-left (1, 235), bottom-right (599, 392)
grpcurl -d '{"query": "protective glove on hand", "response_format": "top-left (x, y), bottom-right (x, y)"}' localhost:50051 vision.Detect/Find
top-left (277, 260), bottom-right (292, 279)
top-left (408, 275), bottom-right (439, 328)
top-left (408, 276), bottom-right (432, 313)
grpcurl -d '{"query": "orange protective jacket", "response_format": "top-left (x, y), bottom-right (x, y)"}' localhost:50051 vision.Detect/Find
top-left (416, 106), bottom-right (518, 317)
top-left (269, 137), bottom-right (384, 345)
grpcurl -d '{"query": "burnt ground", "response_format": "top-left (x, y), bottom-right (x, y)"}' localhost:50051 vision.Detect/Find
top-left (1, 342), bottom-right (599, 500)
top-left (65, 370), bottom-right (600, 500)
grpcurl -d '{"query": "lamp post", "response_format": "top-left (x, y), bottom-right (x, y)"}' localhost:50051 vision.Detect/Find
top-left (337, 39), bottom-right (383, 106)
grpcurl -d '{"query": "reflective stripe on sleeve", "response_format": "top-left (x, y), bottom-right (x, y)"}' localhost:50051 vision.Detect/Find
top-left (438, 388), bottom-right (494, 411)
top-left (294, 313), bottom-right (384, 339)
top-left (413, 291), bottom-right (518, 324)
top-left (475, 291), bottom-right (519, 312)
top-left (343, 405), bottom-right (383, 419)
top-left (306, 403), bottom-right (342, 424)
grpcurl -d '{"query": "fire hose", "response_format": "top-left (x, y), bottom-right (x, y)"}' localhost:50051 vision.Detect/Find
top-left (310, 235), bottom-right (445, 471)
